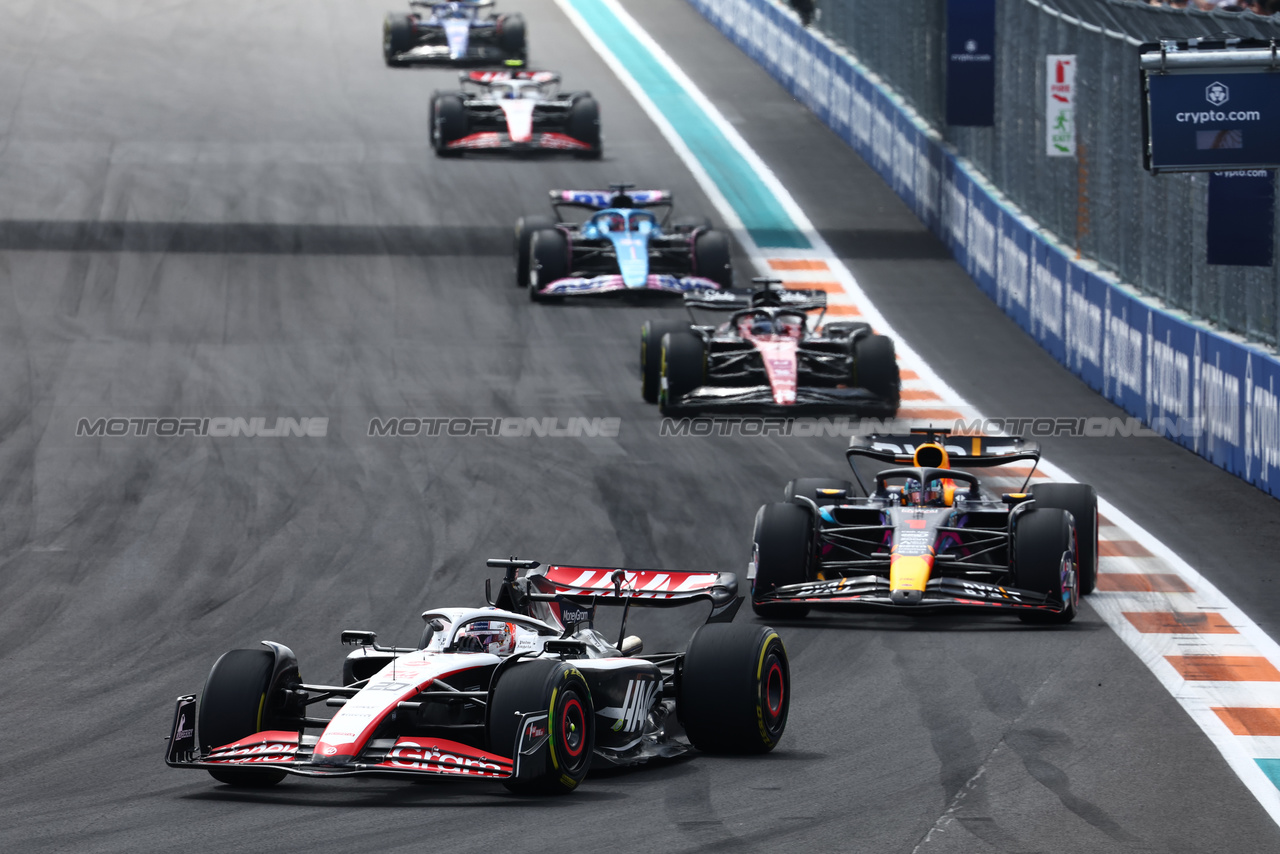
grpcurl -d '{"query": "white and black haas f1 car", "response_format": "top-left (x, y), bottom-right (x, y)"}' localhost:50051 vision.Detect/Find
top-left (431, 71), bottom-right (600, 158)
top-left (383, 1), bottom-right (525, 66)
top-left (515, 184), bottom-right (733, 301)
top-left (640, 279), bottom-right (900, 416)
top-left (166, 559), bottom-right (790, 795)
top-left (750, 428), bottom-right (1097, 624)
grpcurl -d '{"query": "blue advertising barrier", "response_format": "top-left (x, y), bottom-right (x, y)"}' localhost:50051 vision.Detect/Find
top-left (686, 0), bottom-right (1280, 498)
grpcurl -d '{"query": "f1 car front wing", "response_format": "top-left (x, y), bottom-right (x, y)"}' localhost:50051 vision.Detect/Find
top-left (755, 575), bottom-right (1070, 615)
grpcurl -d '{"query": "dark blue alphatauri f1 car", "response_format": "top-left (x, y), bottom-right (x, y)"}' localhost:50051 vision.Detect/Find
top-left (514, 184), bottom-right (733, 301)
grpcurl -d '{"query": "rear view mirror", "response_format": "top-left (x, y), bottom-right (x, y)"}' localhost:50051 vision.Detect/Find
top-left (341, 630), bottom-right (378, 647)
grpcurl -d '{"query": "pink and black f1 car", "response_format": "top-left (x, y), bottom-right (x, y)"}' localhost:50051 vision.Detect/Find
top-left (383, 1), bottom-right (525, 67)
top-left (166, 559), bottom-right (789, 794)
top-left (640, 280), bottom-right (900, 415)
top-left (750, 428), bottom-right (1098, 624)
top-left (515, 184), bottom-right (733, 300)
top-left (431, 71), bottom-right (600, 158)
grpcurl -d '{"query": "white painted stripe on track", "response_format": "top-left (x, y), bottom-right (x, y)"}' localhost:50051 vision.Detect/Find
top-left (556, 0), bottom-right (1280, 823)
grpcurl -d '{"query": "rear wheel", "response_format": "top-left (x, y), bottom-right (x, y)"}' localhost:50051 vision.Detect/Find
top-left (1031, 482), bottom-right (1098, 595)
top-left (514, 215), bottom-right (555, 287)
top-left (431, 94), bottom-right (468, 158)
top-left (680, 622), bottom-right (789, 753)
top-left (529, 228), bottom-right (569, 301)
top-left (198, 649), bottom-right (287, 787)
top-left (1013, 508), bottom-right (1079, 625)
top-left (496, 13), bottom-right (526, 60)
top-left (853, 334), bottom-right (899, 404)
top-left (751, 502), bottom-right (813, 620)
top-left (784, 477), bottom-right (854, 506)
top-left (383, 13), bottom-right (415, 66)
top-left (693, 230), bottom-right (732, 288)
top-left (488, 660), bottom-right (594, 794)
top-left (658, 331), bottom-right (706, 413)
top-left (641, 320), bottom-right (692, 404)
top-left (567, 96), bottom-right (601, 159)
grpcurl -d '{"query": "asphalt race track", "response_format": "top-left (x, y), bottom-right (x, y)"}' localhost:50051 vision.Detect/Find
top-left (2, 1), bottom-right (1279, 851)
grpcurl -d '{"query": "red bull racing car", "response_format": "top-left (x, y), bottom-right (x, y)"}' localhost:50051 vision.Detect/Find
top-left (383, 1), bottom-right (525, 66)
top-left (431, 70), bottom-right (600, 158)
top-left (166, 559), bottom-right (789, 794)
top-left (640, 280), bottom-right (900, 415)
top-left (750, 428), bottom-right (1098, 624)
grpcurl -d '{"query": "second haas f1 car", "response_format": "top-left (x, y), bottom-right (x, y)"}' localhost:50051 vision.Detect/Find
top-left (750, 428), bottom-right (1098, 624)
top-left (640, 280), bottom-right (900, 416)
top-left (384, 1), bottom-right (525, 66)
top-left (166, 559), bottom-right (789, 795)
top-left (431, 71), bottom-right (601, 158)
top-left (515, 184), bottom-right (733, 300)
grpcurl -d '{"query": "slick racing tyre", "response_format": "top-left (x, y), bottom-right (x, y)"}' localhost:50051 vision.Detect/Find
top-left (496, 13), bottom-right (526, 61)
top-left (567, 96), bottom-right (601, 159)
top-left (680, 622), bottom-right (790, 754)
top-left (751, 502), bottom-right (813, 620)
top-left (853, 334), bottom-right (899, 404)
top-left (431, 94), bottom-right (468, 158)
top-left (658, 331), bottom-right (706, 413)
top-left (383, 12), bottom-right (415, 66)
top-left (1013, 508), bottom-right (1079, 625)
top-left (641, 320), bottom-right (692, 404)
top-left (488, 659), bottom-right (594, 794)
top-left (514, 215), bottom-right (555, 287)
top-left (784, 477), bottom-right (855, 506)
top-left (1031, 482), bottom-right (1098, 595)
top-left (529, 228), bottom-right (569, 301)
top-left (692, 229), bottom-right (732, 288)
top-left (198, 649), bottom-right (288, 787)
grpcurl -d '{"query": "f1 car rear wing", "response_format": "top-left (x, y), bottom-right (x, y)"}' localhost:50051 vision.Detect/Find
top-left (846, 428), bottom-right (1040, 467)
top-left (485, 558), bottom-right (741, 627)
top-left (684, 286), bottom-right (827, 313)
top-left (462, 70), bottom-right (558, 85)
top-left (550, 187), bottom-right (672, 212)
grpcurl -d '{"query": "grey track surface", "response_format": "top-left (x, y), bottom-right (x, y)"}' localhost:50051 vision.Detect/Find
top-left (0, 1), bottom-right (1276, 852)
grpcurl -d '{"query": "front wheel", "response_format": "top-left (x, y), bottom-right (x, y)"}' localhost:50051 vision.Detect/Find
top-left (383, 13), bottom-right (415, 66)
top-left (514, 215), bottom-right (555, 287)
top-left (431, 93), bottom-right (468, 158)
top-left (1013, 508), bottom-right (1079, 625)
top-left (751, 502), bottom-right (813, 619)
top-left (488, 660), bottom-right (594, 794)
top-left (680, 622), bottom-right (790, 754)
top-left (198, 649), bottom-right (288, 787)
top-left (529, 228), bottom-right (569, 301)
top-left (641, 320), bottom-right (692, 404)
top-left (1031, 482), bottom-right (1098, 595)
top-left (658, 331), bottom-right (706, 413)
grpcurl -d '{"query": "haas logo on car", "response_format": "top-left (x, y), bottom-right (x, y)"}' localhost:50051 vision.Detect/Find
top-left (611, 678), bottom-right (659, 733)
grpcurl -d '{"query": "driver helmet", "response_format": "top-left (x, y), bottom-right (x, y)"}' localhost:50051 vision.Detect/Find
top-left (750, 315), bottom-right (774, 336)
top-left (604, 213), bottom-right (625, 232)
top-left (904, 477), bottom-right (945, 506)
top-left (456, 620), bottom-right (517, 655)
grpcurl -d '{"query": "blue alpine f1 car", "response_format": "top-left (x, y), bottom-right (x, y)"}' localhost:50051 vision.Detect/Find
top-left (514, 184), bottom-right (733, 301)
top-left (383, 1), bottom-right (525, 66)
